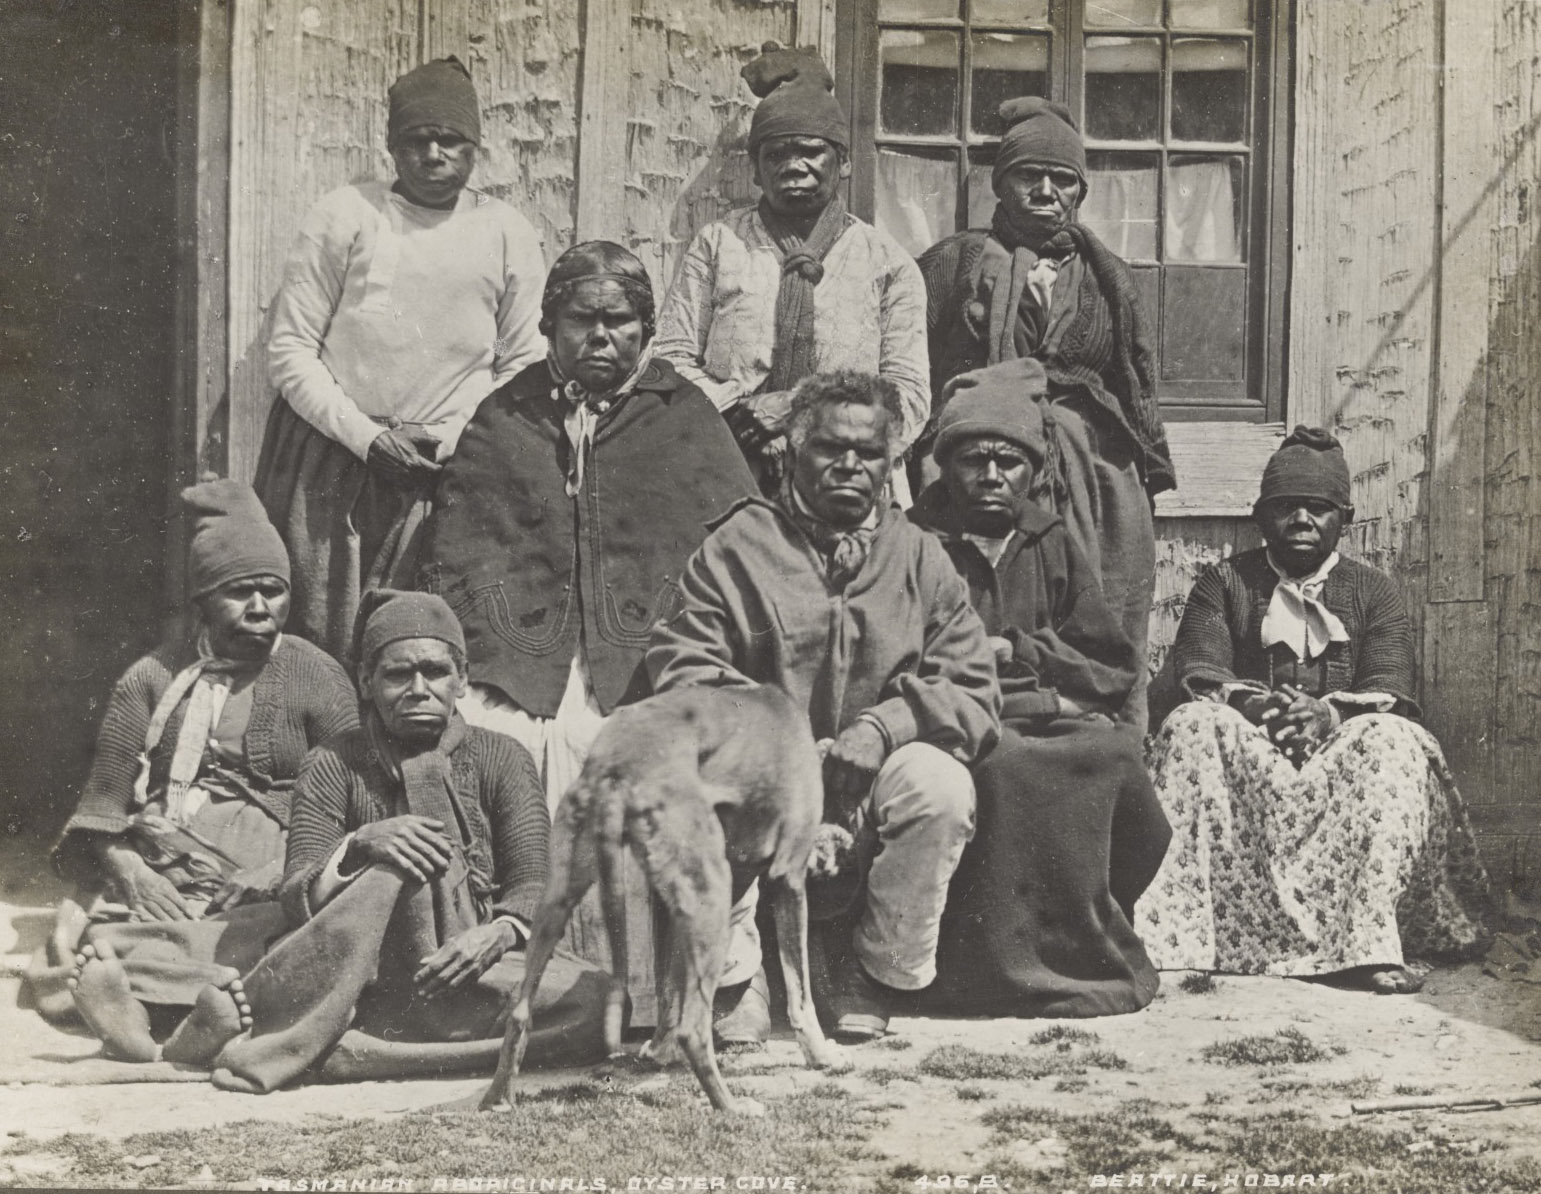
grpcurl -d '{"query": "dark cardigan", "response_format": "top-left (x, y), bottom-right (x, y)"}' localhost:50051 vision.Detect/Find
top-left (281, 723), bottom-right (548, 928)
top-left (1170, 547), bottom-right (1420, 718)
top-left (908, 483), bottom-right (1138, 723)
top-left (420, 357), bottom-right (756, 717)
top-left (55, 636), bottom-right (358, 885)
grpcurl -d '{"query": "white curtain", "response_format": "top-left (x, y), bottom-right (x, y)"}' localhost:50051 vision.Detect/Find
top-left (875, 151), bottom-right (957, 259)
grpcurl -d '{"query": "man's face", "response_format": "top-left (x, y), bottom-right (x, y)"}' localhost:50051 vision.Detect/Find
top-left (198, 575), bottom-right (290, 662)
top-left (791, 402), bottom-right (892, 529)
top-left (754, 136), bottom-right (849, 220)
top-left (1255, 496), bottom-right (1350, 577)
top-left (389, 125), bottom-right (476, 209)
top-left (362, 638), bottom-right (467, 747)
top-left (943, 437), bottom-right (1035, 538)
top-left (550, 280), bottom-right (647, 393)
top-left (996, 162), bottom-right (1083, 244)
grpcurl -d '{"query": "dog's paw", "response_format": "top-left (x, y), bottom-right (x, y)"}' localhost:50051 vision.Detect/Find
top-left (726, 1094), bottom-right (767, 1117)
top-left (807, 823), bottom-right (855, 879)
top-left (810, 1042), bottom-right (853, 1074)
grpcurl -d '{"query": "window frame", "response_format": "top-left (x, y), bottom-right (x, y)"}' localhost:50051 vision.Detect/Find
top-left (836, 0), bottom-right (1293, 423)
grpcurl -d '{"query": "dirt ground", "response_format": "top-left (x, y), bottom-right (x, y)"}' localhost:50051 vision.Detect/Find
top-left (6, 836), bottom-right (1541, 1190)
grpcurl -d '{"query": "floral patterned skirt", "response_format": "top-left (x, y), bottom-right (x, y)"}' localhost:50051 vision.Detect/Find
top-left (1134, 702), bottom-right (1494, 975)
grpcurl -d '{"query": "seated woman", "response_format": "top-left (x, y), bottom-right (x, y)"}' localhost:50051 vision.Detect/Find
top-left (165, 591), bottom-right (608, 1092)
top-left (419, 240), bottom-right (756, 809)
top-left (418, 241), bottom-right (763, 1041)
top-left (908, 360), bottom-right (1171, 1017)
top-left (1137, 427), bottom-right (1494, 992)
top-left (29, 480), bottom-right (357, 1059)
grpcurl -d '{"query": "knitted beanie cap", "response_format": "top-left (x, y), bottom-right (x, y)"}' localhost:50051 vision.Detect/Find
top-left (992, 96), bottom-right (1087, 192)
top-left (389, 56), bottom-right (481, 146)
top-left (1256, 425), bottom-right (1352, 509)
top-left (182, 479), bottom-right (290, 601)
top-left (354, 589), bottom-right (467, 669)
top-left (933, 359), bottom-right (1050, 466)
top-left (743, 44), bottom-right (848, 156)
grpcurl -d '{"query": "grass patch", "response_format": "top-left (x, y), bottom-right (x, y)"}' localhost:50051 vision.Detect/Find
top-left (976, 1105), bottom-right (1541, 1192)
top-left (877, 1036), bottom-right (914, 1051)
top-left (917, 1043), bottom-right (1128, 1083)
top-left (1, 1076), bottom-right (881, 1189)
top-left (1201, 1027), bottom-right (1336, 1067)
top-left (1178, 971), bottom-right (1219, 995)
top-left (955, 1084), bottom-right (993, 1102)
top-left (1053, 1076), bottom-right (1089, 1093)
top-left (863, 1065), bottom-right (921, 1086)
top-left (1027, 1025), bottom-right (1100, 1046)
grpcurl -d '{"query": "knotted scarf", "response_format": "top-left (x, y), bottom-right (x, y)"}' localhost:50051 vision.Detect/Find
top-left (549, 347), bottom-right (654, 497)
top-left (957, 204), bottom-right (1173, 497)
top-left (133, 632), bottom-right (280, 825)
top-left (364, 709), bottom-right (479, 935)
top-left (777, 472), bottom-right (878, 590)
top-left (760, 196), bottom-right (854, 394)
top-left (1261, 550), bottom-right (1351, 662)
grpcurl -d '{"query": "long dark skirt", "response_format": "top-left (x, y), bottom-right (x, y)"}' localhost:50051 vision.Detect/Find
top-left (253, 399), bottom-right (430, 661)
top-left (924, 720), bottom-right (1172, 1018)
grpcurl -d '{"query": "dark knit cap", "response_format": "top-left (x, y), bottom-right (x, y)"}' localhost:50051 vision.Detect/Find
top-left (354, 589), bottom-right (467, 669)
top-left (932, 359), bottom-right (1049, 466)
top-left (992, 96), bottom-right (1087, 191)
top-left (743, 44), bottom-right (848, 155)
top-left (182, 479), bottom-right (290, 601)
top-left (1256, 425), bottom-right (1352, 509)
top-left (388, 56), bottom-right (481, 146)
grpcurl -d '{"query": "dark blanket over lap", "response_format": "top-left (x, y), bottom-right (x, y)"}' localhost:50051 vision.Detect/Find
top-left (923, 721), bottom-right (1171, 1018)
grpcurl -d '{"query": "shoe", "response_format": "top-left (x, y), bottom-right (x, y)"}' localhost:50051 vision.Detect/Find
top-left (832, 957), bottom-right (903, 1043)
top-left (713, 967), bottom-right (771, 1048)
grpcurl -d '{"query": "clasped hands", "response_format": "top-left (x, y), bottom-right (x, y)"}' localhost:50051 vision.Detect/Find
top-left (1233, 684), bottom-right (1337, 763)
top-left (367, 427), bottom-right (442, 486)
top-left (344, 814), bottom-right (515, 996)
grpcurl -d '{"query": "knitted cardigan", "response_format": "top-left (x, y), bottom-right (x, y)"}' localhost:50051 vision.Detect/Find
top-left (1170, 547), bottom-right (1420, 718)
top-left (281, 723), bottom-right (549, 928)
top-left (55, 637), bottom-right (358, 884)
top-left (917, 223), bottom-right (1175, 497)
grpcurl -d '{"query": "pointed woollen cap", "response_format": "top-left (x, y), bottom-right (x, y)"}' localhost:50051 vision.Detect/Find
top-left (182, 479), bottom-right (290, 601)
top-left (743, 43), bottom-right (848, 156)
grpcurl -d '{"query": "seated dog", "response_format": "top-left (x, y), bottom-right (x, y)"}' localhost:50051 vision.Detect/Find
top-left (481, 684), bottom-right (850, 1115)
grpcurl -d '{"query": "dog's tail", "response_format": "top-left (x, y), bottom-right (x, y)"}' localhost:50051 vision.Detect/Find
top-left (594, 770), bottom-right (629, 1058)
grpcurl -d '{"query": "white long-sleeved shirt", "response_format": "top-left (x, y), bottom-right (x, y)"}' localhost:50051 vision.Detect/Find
top-left (652, 206), bottom-right (931, 451)
top-left (267, 180), bottom-right (547, 461)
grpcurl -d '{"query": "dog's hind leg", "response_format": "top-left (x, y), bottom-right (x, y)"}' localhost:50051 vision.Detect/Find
top-left (482, 790), bottom-right (597, 1110)
top-left (638, 794), bottom-right (761, 1115)
top-left (767, 874), bottom-right (849, 1074)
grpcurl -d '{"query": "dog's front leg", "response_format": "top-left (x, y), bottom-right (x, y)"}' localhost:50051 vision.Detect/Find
top-left (768, 874), bottom-right (849, 1074)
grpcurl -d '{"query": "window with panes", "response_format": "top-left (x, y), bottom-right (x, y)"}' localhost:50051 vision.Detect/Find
top-left (834, 0), bottom-right (1290, 420)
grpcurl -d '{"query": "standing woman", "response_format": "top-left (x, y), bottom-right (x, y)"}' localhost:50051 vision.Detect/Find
top-left (418, 242), bottom-right (756, 810)
top-left (257, 56), bottom-right (547, 660)
top-left (918, 97), bottom-right (1175, 731)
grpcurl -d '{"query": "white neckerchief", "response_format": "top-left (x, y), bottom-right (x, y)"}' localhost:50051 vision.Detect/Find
top-left (1261, 550), bottom-right (1350, 661)
top-left (550, 348), bottom-right (652, 497)
top-left (1026, 256), bottom-right (1060, 315)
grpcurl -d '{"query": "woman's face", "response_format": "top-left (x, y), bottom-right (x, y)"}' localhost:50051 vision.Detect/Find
top-left (996, 161), bottom-right (1083, 244)
top-left (551, 280), bottom-right (647, 392)
top-left (1255, 496), bottom-right (1351, 576)
top-left (198, 575), bottom-right (291, 662)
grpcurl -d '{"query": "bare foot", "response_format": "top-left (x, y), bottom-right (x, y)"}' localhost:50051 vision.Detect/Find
top-left (1366, 966), bottom-right (1425, 995)
top-left (162, 973), bottom-right (252, 1066)
top-left (69, 940), bottom-right (159, 1062)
